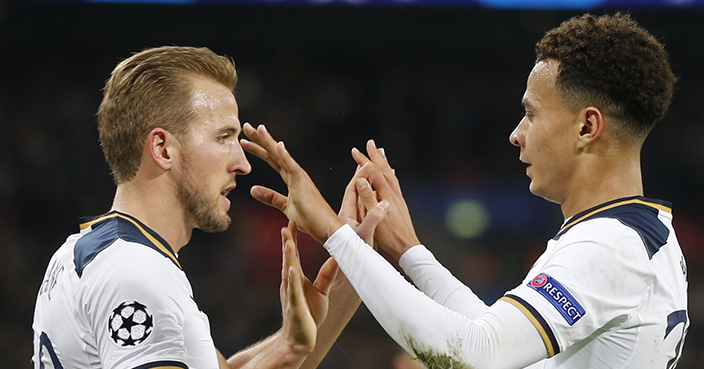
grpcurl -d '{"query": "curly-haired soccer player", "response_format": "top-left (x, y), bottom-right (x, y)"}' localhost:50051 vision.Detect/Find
top-left (242, 13), bottom-right (688, 368)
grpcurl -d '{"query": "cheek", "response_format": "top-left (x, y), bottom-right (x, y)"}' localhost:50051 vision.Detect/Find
top-left (183, 156), bottom-right (219, 187)
top-left (202, 148), bottom-right (229, 171)
top-left (528, 125), bottom-right (561, 157)
top-left (525, 130), bottom-right (547, 156)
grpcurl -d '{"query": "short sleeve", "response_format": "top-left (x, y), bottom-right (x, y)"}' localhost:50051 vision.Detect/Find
top-left (504, 218), bottom-right (651, 354)
top-left (77, 240), bottom-right (203, 369)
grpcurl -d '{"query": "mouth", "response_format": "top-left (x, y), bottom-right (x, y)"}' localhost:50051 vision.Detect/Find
top-left (221, 183), bottom-right (237, 198)
top-left (520, 157), bottom-right (532, 174)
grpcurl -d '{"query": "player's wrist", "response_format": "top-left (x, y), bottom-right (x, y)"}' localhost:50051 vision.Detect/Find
top-left (389, 240), bottom-right (420, 261)
top-left (379, 230), bottom-right (419, 259)
top-left (276, 330), bottom-right (314, 365)
top-left (320, 217), bottom-right (345, 244)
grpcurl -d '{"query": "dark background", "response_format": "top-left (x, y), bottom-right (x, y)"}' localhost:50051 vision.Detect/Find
top-left (0, 2), bottom-right (702, 367)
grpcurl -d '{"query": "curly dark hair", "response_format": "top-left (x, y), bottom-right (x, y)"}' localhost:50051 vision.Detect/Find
top-left (535, 13), bottom-right (676, 141)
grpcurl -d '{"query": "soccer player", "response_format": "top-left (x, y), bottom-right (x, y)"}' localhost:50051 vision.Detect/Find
top-left (241, 13), bottom-right (689, 368)
top-left (31, 46), bottom-right (386, 369)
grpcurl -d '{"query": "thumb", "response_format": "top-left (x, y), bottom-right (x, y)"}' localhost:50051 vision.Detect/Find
top-left (357, 201), bottom-right (389, 245)
top-left (313, 257), bottom-right (339, 296)
top-left (250, 185), bottom-right (288, 211)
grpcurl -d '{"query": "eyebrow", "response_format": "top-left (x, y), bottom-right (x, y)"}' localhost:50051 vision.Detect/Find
top-left (217, 126), bottom-right (241, 135)
top-left (521, 97), bottom-right (535, 110)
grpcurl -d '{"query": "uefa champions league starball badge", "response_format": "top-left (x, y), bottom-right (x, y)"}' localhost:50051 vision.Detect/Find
top-left (108, 300), bottom-right (154, 347)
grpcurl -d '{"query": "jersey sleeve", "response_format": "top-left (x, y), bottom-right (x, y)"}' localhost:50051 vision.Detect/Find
top-left (77, 240), bottom-right (199, 369)
top-left (325, 225), bottom-right (547, 369)
top-left (504, 218), bottom-right (652, 355)
top-left (399, 245), bottom-right (489, 318)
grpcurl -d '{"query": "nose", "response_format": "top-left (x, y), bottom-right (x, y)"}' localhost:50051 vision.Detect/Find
top-left (509, 118), bottom-right (526, 147)
top-left (230, 142), bottom-right (252, 175)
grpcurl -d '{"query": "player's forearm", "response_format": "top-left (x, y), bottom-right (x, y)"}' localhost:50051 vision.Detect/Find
top-left (325, 225), bottom-right (464, 358)
top-left (399, 245), bottom-right (488, 318)
top-left (324, 225), bottom-right (547, 369)
top-left (299, 273), bottom-right (362, 369)
top-left (225, 330), bottom-right (309, 369)
top-left (222, 333), bottom-right (277, 368)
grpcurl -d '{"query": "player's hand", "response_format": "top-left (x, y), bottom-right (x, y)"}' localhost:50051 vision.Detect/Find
top-left (296, 193), bottom-right (389, 369)
top-left (278, 205), bottom-right (387, 351)
top-left (351, 140), bottom-right (420, 260)
top-left (338, 164), bottom-right (389, 246)
top-left (280, 220), bottom-right (331, 353)
top-left (241, 123), bottom-right (344, 244)
top-left (320, 170), bottom-right (390, 303)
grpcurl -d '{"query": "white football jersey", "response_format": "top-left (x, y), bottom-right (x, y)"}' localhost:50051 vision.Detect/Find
top-left (503, 196), bottom-right (689, 368)
top-left (32, 211), bottom-right (219, 369)
top-left (324, 196), bottom-right (688, 368)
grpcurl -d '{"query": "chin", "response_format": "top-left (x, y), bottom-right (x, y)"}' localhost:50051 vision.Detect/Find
top-left (530, 186), bottom-right (562, 205)
top-left (196, 213), bottom-right (231, 233)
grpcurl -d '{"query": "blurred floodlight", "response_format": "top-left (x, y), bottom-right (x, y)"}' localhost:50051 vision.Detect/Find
top-left (446, 199), bottom-right (490, 239)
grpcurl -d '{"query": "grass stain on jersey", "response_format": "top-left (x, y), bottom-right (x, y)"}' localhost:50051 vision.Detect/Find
top-left (405, 336), bottom-right (473, 369)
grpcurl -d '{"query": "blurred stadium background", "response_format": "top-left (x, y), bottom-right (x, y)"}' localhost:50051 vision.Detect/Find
top-left (0, 0), bottom-right (702, 367)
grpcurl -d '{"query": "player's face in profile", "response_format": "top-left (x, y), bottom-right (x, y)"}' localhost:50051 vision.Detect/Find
top-left (509, 60), bottom-right (580, 203)
top-left (175, 77), bottom-right (252, 232)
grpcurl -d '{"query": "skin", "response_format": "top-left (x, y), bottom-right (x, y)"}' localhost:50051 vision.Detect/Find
top-left (509, 59), bottom-right (644, 219)
top-left (174, 79), bottom-right (253, 234)
top-left (510, 59), bottom-right (581, 206)
top-left (111, 77), bottom-right (251, 252)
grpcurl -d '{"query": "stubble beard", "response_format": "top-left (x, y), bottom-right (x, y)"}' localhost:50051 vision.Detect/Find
top-left (176, 155), bottom-right (232, 233)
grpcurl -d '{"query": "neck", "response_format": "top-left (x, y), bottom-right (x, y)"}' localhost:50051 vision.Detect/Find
top-left (111, 178), bottom-right (193, 253)
top-left (560, 151), bottom-right (644, 219)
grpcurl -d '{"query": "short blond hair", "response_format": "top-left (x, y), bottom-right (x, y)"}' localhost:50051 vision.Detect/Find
top-left (97, 46), bottom-right (238, 184)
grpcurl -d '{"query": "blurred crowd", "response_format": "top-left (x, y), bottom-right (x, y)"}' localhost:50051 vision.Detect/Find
top-left (0, 3), bottom-right (702, 367)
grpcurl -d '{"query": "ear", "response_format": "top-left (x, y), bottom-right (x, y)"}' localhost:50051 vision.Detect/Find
top-left (576, 106), bottom-right (604, 149)
top-left (147, 128), bottom-right (180, 171)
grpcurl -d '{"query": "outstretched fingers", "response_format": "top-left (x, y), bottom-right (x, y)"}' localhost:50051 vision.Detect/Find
top-left (242, 123), bottom-right (306, 183)
top-left (287, 266), bottom-right (315, 349)
top-left (365, 140), bottom-right (402, 193)
top-left (281, 220), bottom-right (316, 350)
top-left (275, 140), bottom-right (307, 182)
top-left (351, 145), bottom-right (396, 197)
top-left (241, 123), bottom-right (281, 172)
top-left (280, 226), bottom-right (290, 304)
top-left (339, 165), bottom-right (364, 226)
top-left (281, 221), bottom-right (301, 297)
top-left (351, 147), bottom-right (372, 168)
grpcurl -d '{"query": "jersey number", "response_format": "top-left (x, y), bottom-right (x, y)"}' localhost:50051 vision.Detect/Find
top-left (38, 332), bottom-right (64, 369)
top-left (664, 310), bottom-right (687, 369)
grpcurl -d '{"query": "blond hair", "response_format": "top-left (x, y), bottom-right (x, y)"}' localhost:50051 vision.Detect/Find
top-left (97, 46), bottom-right (238, 184)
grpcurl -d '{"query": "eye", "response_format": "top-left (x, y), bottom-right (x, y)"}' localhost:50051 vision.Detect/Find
top-left (217, 133), bottom-right (231, 143)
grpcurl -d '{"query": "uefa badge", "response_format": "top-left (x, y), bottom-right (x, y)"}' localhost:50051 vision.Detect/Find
top-left (527, 273), bottom-right (585, 326)
top-left (530, 274), bottom-right (548, 288)
top-left (108, 301), bottom-right (154, 347)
